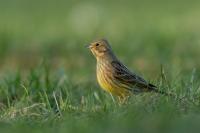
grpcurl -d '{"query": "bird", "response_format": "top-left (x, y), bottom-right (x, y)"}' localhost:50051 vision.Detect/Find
top-left (87, 39), bottom-right (165, 101)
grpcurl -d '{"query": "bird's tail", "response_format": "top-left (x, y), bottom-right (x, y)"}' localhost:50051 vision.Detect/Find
top-left (148, 83), bottom-right (174, 97)
top-left (147, 84), bottom-right (189, 103)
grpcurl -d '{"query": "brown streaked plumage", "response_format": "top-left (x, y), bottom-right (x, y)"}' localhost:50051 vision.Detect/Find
top-left (87, 39), bottom-right (161, 100)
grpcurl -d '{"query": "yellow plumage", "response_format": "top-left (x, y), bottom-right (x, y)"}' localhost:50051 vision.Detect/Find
top-left (96, 61), bottom-right (130, 98)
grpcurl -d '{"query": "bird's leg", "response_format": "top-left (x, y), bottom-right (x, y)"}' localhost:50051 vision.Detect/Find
top-left (109, 93), bottom-right (116, 103)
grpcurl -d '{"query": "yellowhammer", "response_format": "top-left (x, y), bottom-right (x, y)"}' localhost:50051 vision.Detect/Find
top-left (87, 39), bottom-right (164, 101)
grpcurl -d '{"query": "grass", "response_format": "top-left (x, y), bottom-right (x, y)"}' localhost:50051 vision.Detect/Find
top-left (0, 0), bottom-right (200, 132)
top-left (0, 62), bottom-right (199, 133)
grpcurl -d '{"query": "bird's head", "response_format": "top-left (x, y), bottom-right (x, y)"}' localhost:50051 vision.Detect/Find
top-left (87, 39), bottom-right (112, 59)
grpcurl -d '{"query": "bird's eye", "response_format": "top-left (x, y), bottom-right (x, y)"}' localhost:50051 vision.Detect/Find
top-left (96, 43), bottom-right (100, 46)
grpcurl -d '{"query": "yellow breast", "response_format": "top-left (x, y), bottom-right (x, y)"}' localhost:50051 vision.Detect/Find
top-left (97, 68), bottom-right (130, 98)
top-left (97, 70), bottom-right (112, 92)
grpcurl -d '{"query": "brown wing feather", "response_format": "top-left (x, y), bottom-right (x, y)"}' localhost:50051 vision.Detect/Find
top-left (111, 61), bottom-right (155, 92)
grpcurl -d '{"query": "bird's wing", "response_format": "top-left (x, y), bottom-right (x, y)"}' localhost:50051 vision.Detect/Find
top-left (111, 61), bottom-right (153, 92)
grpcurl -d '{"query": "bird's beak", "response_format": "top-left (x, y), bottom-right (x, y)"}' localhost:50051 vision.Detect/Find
top-left (85, 44), bottom-right (92, 49)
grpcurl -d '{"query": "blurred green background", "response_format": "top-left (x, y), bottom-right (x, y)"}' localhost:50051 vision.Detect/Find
top-left (1, 0), bottom-right (200, 77)
top-left (0, 0), bottom-right (200, 133)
